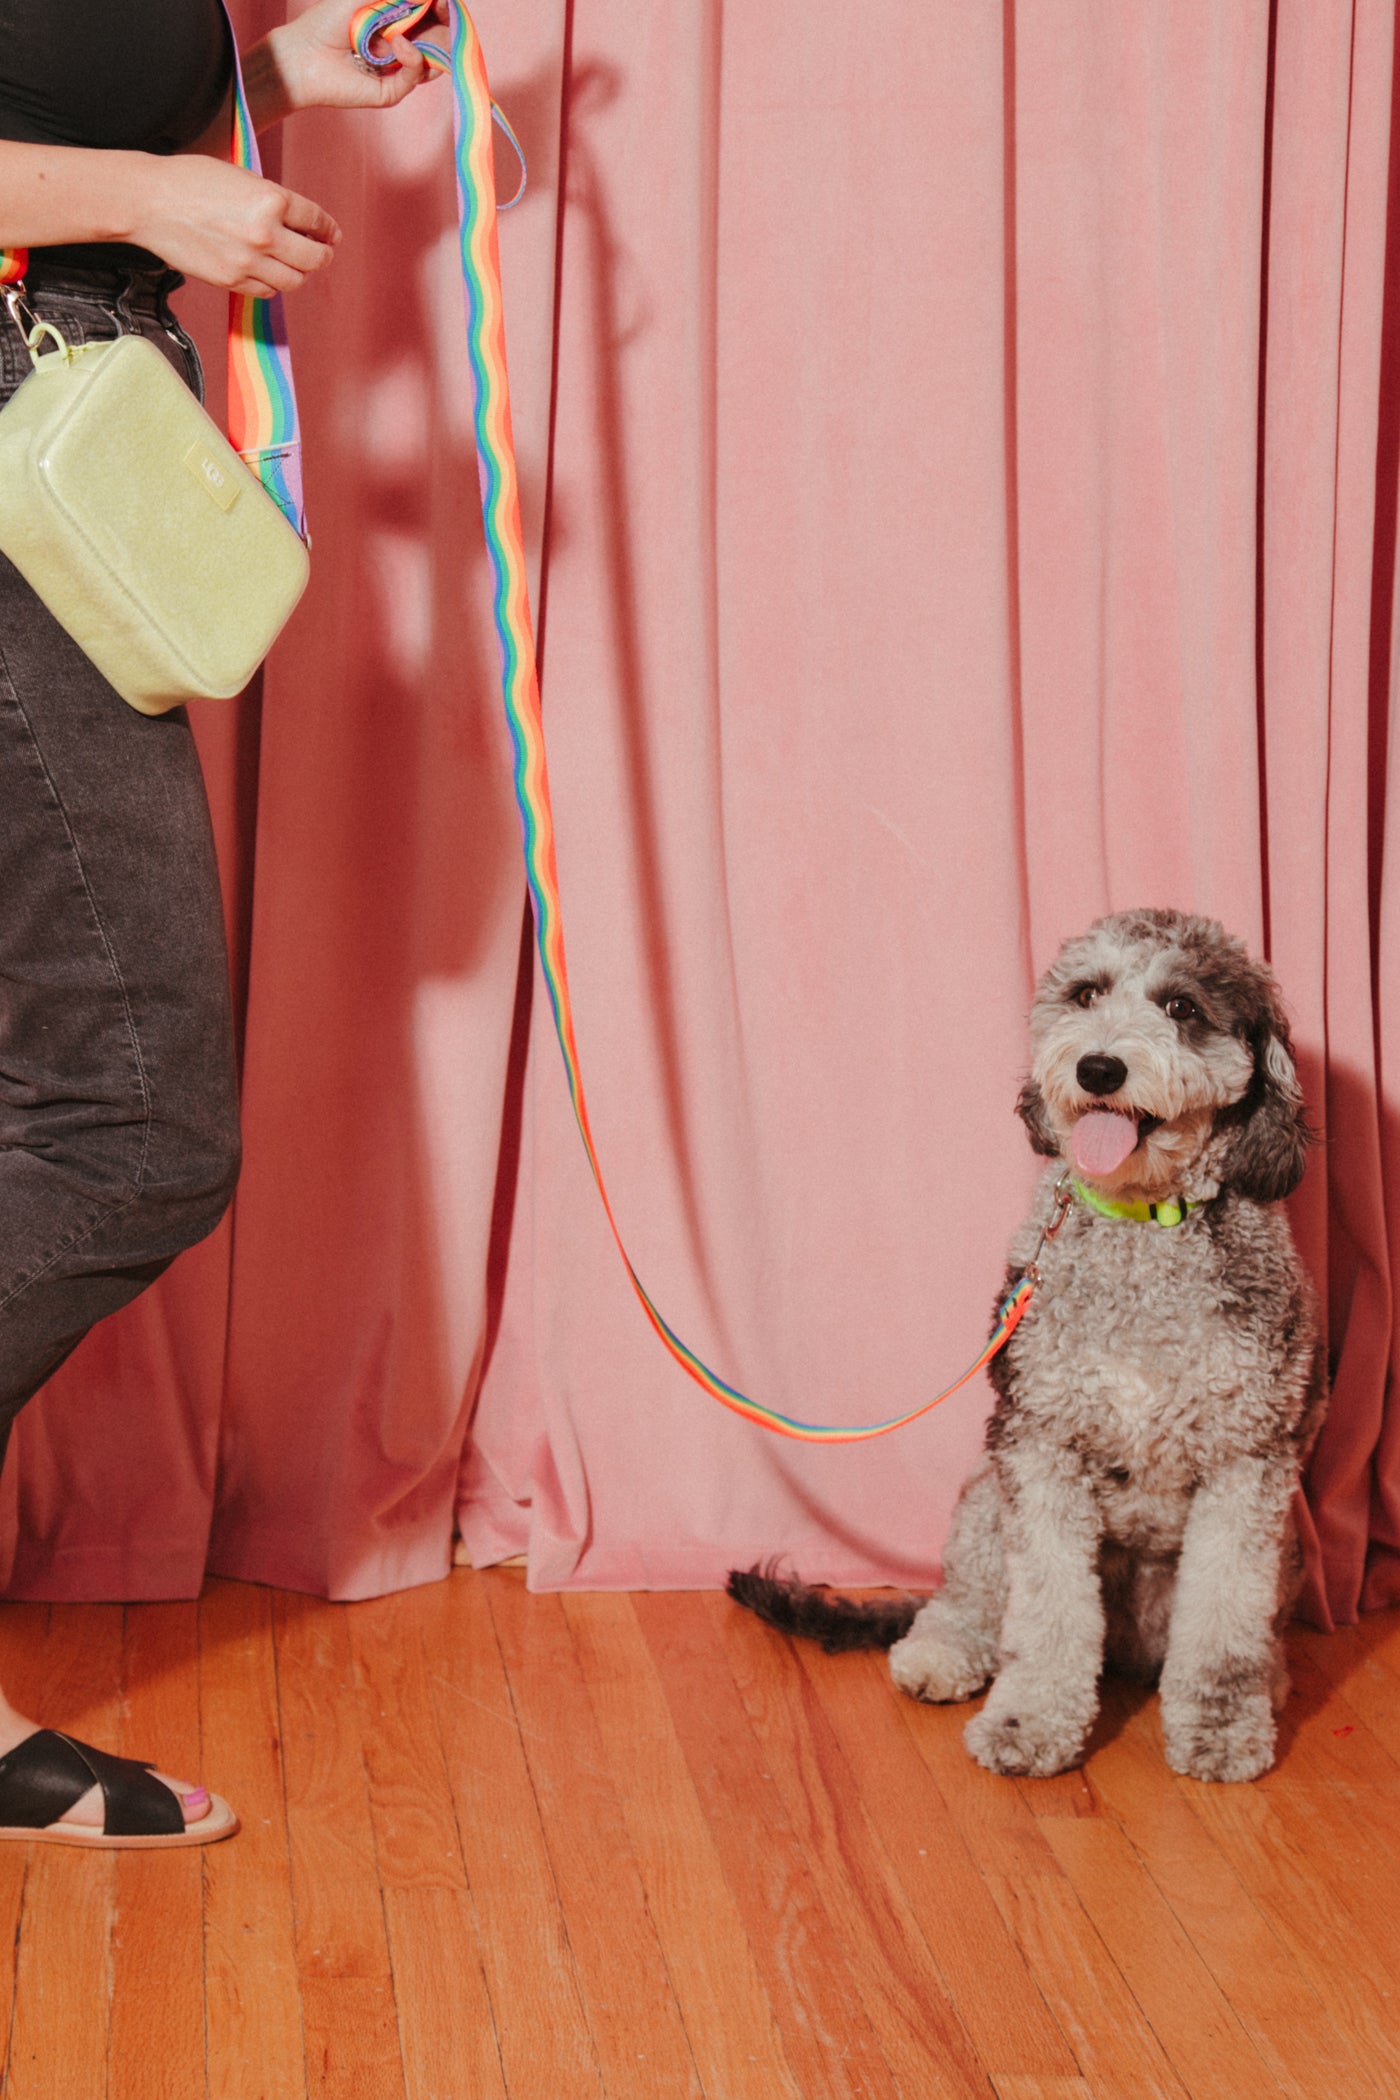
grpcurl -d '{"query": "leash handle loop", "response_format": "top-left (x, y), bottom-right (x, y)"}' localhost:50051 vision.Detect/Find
top-left (349, 2), bottom-right (527, 204)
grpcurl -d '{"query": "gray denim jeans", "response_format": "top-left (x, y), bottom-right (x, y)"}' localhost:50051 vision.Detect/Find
top-left (0, 262), bottom-right (241, 1457)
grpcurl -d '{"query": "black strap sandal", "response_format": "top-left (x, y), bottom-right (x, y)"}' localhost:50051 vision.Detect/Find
top-left (0, 1730), bottom-right (238, 1849)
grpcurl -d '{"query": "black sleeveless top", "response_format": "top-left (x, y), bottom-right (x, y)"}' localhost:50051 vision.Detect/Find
top-left (0, 0), bottom-right (234, 270)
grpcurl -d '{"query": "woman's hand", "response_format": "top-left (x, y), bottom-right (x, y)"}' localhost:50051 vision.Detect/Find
top-left (144, 0), bottom-right (449, 293)
top-left (243, 0), bottom-right (452, 132)
top-left (0, 140), bottom-right (340, 298)
top-left (129, 153), bottom-right (340, 297)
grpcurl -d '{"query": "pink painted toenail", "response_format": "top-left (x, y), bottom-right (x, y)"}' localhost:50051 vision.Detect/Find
top-left (184, 1787), bottom-right (209, 1808)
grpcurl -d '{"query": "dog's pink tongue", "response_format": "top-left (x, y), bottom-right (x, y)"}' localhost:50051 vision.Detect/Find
top-left (1071, 1111), bottom-right (1140, 1176)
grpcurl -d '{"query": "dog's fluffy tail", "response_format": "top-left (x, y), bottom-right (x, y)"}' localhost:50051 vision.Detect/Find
top-left (725, 1562), bottom-right (924, 1653)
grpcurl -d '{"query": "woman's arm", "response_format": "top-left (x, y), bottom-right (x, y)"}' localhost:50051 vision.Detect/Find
top-left (0, 0), bottom-right (448, 294)
top-left (0, 141), bottom-right (340, 298)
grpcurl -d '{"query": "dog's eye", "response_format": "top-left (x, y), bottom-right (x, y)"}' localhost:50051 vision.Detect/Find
top-left (1165, 995), bottom-right (1199, 1024)
top-left (1071, 984), bottom-right (1101, 1009)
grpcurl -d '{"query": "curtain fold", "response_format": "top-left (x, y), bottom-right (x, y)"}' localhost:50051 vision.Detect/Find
top-left (3, 1), bottom-right (1398, 1627)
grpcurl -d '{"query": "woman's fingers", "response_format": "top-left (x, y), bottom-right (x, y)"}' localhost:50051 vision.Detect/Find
top-left (233, 256), bottom-right (311, 297)
top-left (260, 193), bottom-right (341, 284)
top-left (278, 187), bottom-right (340, 248)
top-left (221, 224), bottom-right (335, 297)
top-left (235, 216), bottom-right (338, 295)
top-left (372, 41), bottom-right (432, 105)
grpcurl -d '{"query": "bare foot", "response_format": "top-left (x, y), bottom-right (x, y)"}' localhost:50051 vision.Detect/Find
top-left (0, 1706), bottom-right (209, 1828)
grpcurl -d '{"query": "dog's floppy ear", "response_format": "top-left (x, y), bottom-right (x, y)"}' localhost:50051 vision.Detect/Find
top-left (1016, 1078), bottom-right (1060, 1158)
top-left (1217, 1002), bottom-right (1312, 1203)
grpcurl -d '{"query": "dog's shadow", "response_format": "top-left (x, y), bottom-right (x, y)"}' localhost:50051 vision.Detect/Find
top-left (1068, 1620), bottom-right (1361, 1785)
top-left (1083, 1673), bottom-right (1156, 1761)
top-left (1269, 1608), bottom-right (1400, 1777)
top-left (988, 1647), bottom-right (1333, 1790)
top-left (1271, 1627), bottom-right (1342, 1767)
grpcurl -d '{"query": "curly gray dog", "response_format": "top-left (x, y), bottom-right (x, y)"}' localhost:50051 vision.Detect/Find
top-left (730, 907), bottom-right (1326, 1784)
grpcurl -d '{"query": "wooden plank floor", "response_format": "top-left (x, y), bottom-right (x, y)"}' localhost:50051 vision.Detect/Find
top-left (1, 1571), bottom-right (1399, 2098)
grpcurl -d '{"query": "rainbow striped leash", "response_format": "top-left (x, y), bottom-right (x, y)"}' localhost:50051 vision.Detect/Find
top-left (352, 1), bottom-right (1065, 1440)
top-left (0, 5), bottom-right (305, 539)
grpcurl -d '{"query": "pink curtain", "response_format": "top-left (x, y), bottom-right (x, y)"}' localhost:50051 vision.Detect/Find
top-left (4, 0), bottom-right (1398, 1629)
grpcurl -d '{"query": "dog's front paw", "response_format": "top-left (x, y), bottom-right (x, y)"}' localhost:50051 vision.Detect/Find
top-left (1161, 1685), bottom-right (1277, 1784)
top-left (890, 1629), bottom-right (991, 1704)
top-left (963, 1689), bottom-right (1090, 1778)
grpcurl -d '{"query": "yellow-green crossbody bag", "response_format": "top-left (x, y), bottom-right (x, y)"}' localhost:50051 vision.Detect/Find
top-left (0, 4), bottom-right (310, 717)
top-left (0, 323), bottom-right (309, 716)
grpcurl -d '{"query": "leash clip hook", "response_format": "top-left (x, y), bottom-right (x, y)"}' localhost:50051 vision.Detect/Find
top-left (3, 283), bottom-right (71, 368)
top-left (1043, 1168), bottom-right (1075, 1240)
top-left (3, 282), bottom-right (37, 340)
top-left (1022, 1170), bottom-right (1076, 1292)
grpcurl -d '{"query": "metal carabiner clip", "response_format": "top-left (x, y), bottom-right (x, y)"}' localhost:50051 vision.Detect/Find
top-left (1023, 1169), bottom-right (1075, 1290)
top-left (3, 282), bottom-right (38, 340)
top-left (3, 283), bottom-right (71, 368)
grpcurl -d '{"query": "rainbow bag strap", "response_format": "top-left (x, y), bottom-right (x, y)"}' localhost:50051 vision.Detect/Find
top-left (1, 4), bottom-right (305, 539)
top-left (225, 27), bottom-right (305, 539)
top-left (350, 0), bottom-right (1053, 1442)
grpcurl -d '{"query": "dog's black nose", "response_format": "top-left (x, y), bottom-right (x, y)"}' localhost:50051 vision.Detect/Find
top-left (1077, 1053), bottom-right (1128, 1096)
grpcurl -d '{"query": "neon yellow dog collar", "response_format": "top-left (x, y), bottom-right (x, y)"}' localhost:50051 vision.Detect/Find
top-left (1072, 1180), bottom-right (1200, 1229)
